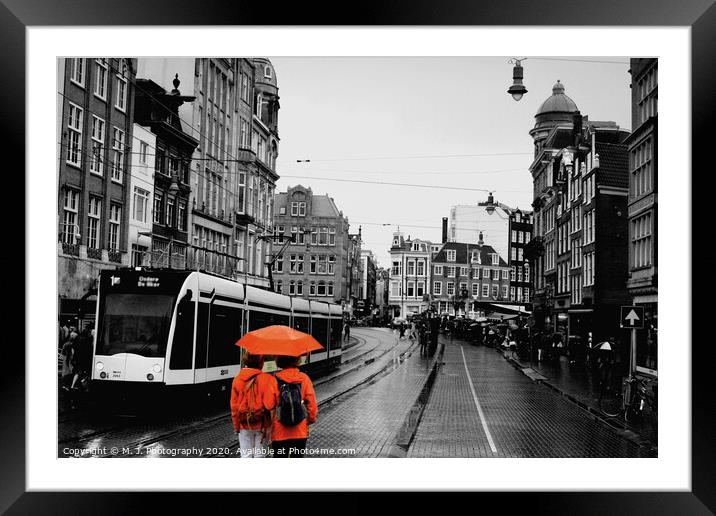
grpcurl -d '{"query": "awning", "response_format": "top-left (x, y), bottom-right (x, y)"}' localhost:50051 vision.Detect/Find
top-left (490, 303), bottom-right (532, 315)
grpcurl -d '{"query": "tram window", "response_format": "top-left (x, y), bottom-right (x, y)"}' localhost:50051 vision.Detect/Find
top-left (293, 316), bottom-right (310, 334)
top-left (249, 309), bottom-right (290, 332)
top-left (330, 319), bottom-right (342, 351)
top-left (97, 293), bottom-right (173, 358)
top-left (208, 305), bottom-right (243, 367)
top-left (195, 303), bottom-right (209, 369)
top-left (169, 297), bottom-right (194, 370)
top-left (311, 318), bottom-right (328, 349)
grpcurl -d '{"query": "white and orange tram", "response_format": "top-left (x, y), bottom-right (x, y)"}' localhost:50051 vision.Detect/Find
top-left (90, 268), bottom-right (344, 396)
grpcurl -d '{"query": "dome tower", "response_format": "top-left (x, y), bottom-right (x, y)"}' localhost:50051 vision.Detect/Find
top-left (529, 80), bottom-right (580, 157)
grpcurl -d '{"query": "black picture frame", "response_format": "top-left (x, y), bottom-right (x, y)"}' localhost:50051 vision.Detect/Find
top-left (2, 0), bottom-right (712, 512)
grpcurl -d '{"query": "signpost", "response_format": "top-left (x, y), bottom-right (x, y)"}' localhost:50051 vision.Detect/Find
top-left (620, 306), bottom-right (644, 376)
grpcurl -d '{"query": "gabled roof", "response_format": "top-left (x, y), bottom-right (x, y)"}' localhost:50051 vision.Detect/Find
top-left (432, 241), bottom-right (508, 267)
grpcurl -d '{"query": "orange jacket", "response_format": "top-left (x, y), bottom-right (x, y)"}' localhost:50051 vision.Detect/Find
top-left (271, 367), bottom-right (318, 442)
top-left (230, 368), bottom-right (278, 432)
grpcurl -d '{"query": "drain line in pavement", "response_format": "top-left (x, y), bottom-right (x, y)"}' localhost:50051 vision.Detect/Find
top-left (460, 345), bottom-right (497, 453)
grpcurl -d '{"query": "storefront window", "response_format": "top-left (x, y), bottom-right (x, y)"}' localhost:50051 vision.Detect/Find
top-left (635, 303), bottom-right (657, 375)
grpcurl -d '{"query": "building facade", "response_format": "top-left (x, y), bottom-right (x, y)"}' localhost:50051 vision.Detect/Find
top-left (358, 249), bottom-right (377, 317)
top-left (127, 123), bottom-right (156, 267)
top-left (135, 58), bottom-right (280, 287)
top-left (527, 80), bottom-right (631, 346)
top-left (508, 209), bottom-right (533, 305)
top-left (430, 234), bottom-right (511, 316)
top-left (272, 185), bottom-right (354, 305)
top-left (133, 76), bottom-right (199, 271)
top-left (58, 57), bottom-right (137, 325)
top-left (388, 232), bottom-right (434, 318)
top-left (625, 58), bottom-right (658, 376)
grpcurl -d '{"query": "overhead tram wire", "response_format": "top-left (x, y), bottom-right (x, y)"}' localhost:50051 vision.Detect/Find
top-left (280, 166), bottom-right (528, 176)
top-left (278, 175), bottom-right (531, 194)
top-left (292, 151), bottom-right (533, 163)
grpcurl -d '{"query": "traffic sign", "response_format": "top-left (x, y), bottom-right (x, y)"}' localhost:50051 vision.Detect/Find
top-left (620, 306), bottom-right (644, 329)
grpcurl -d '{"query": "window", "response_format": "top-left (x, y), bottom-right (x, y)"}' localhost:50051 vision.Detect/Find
top-left (70, 58), bottom-right (85, 87)
top-left (417, 261), bottom-right (424, 276)
top-left (111, 127), bottom-right (125, 182)
top-left (328, 255), bottom-right (335, 274)
top-left (523, 288), bottom-right (530, 303)
top-left (90, 115), bottom-right (105, 174)
top-left (472, 283), bottom-right (479, 297)
top-left (417, 282), bottom-right (425, 297)
top-left (87, 196), bottom-right (101, 249)
top-left (483, 268), bottom-right (490, 279)
top-left (446, 282), bottom-right (455, 296)
top-left (434, 265), bottom-right (443, 275)
top-left (115, 72), bottom-right (127, 111)
top-left (66, 103), bottom-right (83, 166)
top-left (392, 261), bottom-right (401, 276)
top-left (264, 65), bottom-right (272, 79)
top-left (459, 282), bottom-right (467, 294)
top-left (491, 253), bottom-right (499, 265)
top-left (139, 141), bottom-right (148, 164)
top-left (289, 281), bottom-right (295, 295)
top-left (492, 285), bottom-right (499, 298)
top-left (482, 284), bottom-right (489, 297)
top-left (446, 250), bottom-right (456, 262)
top-left (502, 286), bottom-right (508, 299)
top-left (511, 267), bottom-right (516, 281)
top-left (108, 204), bottom-right (121, 250)
top-left (447, 266), bottom-right (456, 277)
top-left (502, 270), bottom-right (509, 280)
top-left (510, 286), bottom-right (516, 300)
top-left (166, 198), bottom-right (174, 227)
top-left (310, 255), bottom-right (317, 273)
top-left (329, 227), bottom-right (336, 246)
top-left (133, 187), bottom-right (149, 222)
top-left (460, 267), bottom-right (468, 277)
top-left (631, 212), bottom-right (653, 269)
top-left (309, 282), bottom-right (316, 296)
top-left (291, 202), bottom-right (299, 216)
top-left (94, 59), bottom-right (108, 100)
top-left (492, 269), bottom-right (499, 280)
top-left (407, 282), bottom-right (414, 298)
top-left (275, 256), bottom-right (283, 273)
top-left (433, 282), bottom-right (442, 296)
top-left (512, 230), bottom-right (517, 242)
top-left (153, 192), bottom-right (164, 224)
top-left (276, 280), bottom-right (282, 294)
top-left (319, 227), bottom-right (328, 245)
top-left (631, 137), bottom-right (654, 198)
top-left (407, 260), bottom-right (415, 276)
top-left (636, 65), bottom-right (658, 125)
top-left (296, 282), bottom-right (303, 296)
top-left (327, 283), bottom-right (334, 297)
top-left (177, 201), bottom-right (186, 231)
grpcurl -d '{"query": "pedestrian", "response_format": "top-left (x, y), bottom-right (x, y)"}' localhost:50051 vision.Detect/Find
top-left (343, 320), bottom-right (351, 343)
top-left (428, 314), bottom-right (440, 355)
top-left (60, 329), bottom-right (78, 390)
top-left (271, 355), bottom-right (317, 458)
top-left (398, 322), bottom-right (406, 340)
top-left (230, 353), bottom-right (278, 458)
top-left (71, 325), bottom-right (94, 391)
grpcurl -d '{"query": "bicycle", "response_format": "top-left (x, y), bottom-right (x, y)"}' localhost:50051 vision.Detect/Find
top-left (598, 369), bottom-right (658, 423)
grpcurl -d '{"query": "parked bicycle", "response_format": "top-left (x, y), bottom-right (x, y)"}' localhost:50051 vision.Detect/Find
top-left (598, 370), bottom-right (657, 423)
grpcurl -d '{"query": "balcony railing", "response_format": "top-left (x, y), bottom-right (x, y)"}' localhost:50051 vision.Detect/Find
top-left (87, 247), bottom-right (103, 260)
top-left (108, 250), bottom-right (123, 263)
top-left (61, 242), bottom-right (80, 257)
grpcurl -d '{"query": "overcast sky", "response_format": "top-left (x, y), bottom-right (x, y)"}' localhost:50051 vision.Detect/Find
top-left (271, 57), bottom-right (632, 268)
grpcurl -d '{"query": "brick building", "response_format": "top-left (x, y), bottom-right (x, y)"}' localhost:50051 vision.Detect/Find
top-left (272, 185), bottom-right (354, 305)
top-left (508, 208), bottom-right (533, 305)
top-left (430, 233), bottom-right (511, 316)
top-left (358, 249), bottom-right (377, 317)
top-left (527, 80), bottom-right (631, 345)
top-left (57, 58), bottom-right (137, 325)
top-left (625, 58), bottom-right (658, 376)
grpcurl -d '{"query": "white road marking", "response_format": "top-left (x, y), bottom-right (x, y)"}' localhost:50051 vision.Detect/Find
top-left (460, 345), bottom-right (498, 453)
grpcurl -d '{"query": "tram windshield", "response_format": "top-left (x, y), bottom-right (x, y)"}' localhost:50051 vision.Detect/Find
top-left (96, 293), bottom-right (174, 357)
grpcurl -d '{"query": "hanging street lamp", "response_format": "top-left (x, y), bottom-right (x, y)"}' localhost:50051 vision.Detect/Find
top-left (507, 59), bottom-right (528, 101)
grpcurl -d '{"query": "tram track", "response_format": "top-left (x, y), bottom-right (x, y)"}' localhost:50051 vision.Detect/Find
top-left (58, 329), bottom-right (406, 457)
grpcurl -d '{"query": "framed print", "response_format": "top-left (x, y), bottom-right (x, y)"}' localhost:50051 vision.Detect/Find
top-left (3, 0), bottom-right (714, 512)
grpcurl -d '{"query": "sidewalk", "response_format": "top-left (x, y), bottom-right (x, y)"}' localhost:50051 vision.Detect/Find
top-left (503, 350), bottom-right (657, 451)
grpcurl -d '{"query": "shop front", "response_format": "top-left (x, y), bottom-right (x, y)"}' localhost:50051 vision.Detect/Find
top-left (634, 300), bottom-right (657, 377)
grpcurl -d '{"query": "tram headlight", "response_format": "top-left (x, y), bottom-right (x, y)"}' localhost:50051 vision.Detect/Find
top-left (147, 374), bottom-right (154, 381)
top-left (95, 362), bottom-right (104, 371)
top-left (152, 364), bottom-right (162, 373)
top-left (99, 371), bottom-right (107, 379)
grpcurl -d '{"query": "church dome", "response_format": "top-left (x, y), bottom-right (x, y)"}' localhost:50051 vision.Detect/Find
top-left (535, 80), bottom-right (579, 116)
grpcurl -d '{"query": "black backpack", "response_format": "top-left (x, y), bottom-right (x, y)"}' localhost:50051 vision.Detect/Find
top-left (275, 377), bottom-right (306, 426)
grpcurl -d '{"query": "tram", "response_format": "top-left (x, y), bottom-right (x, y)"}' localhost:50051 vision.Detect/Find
top-left (90, 268), bottom-right (343, 396)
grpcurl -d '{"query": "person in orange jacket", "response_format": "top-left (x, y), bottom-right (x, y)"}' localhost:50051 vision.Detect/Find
top-left (271, 355), bottom-right (318, 458)
top-left (230, 353), bottom-right (278, 458)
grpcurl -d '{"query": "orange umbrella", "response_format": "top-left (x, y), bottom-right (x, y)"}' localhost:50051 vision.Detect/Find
top-left (235, 325), bottom-right (324, 357)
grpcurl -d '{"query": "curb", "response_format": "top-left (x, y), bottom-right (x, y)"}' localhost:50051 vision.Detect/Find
top-left (496, 348), bottom-right (658, 456)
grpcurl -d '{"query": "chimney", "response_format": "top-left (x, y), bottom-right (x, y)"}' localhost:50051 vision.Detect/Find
top-left (442, 217), bottom-right (448, 244)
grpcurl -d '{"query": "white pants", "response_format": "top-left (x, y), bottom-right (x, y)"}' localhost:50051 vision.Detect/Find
top-left (238, 429), bottom-right (269, 458)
